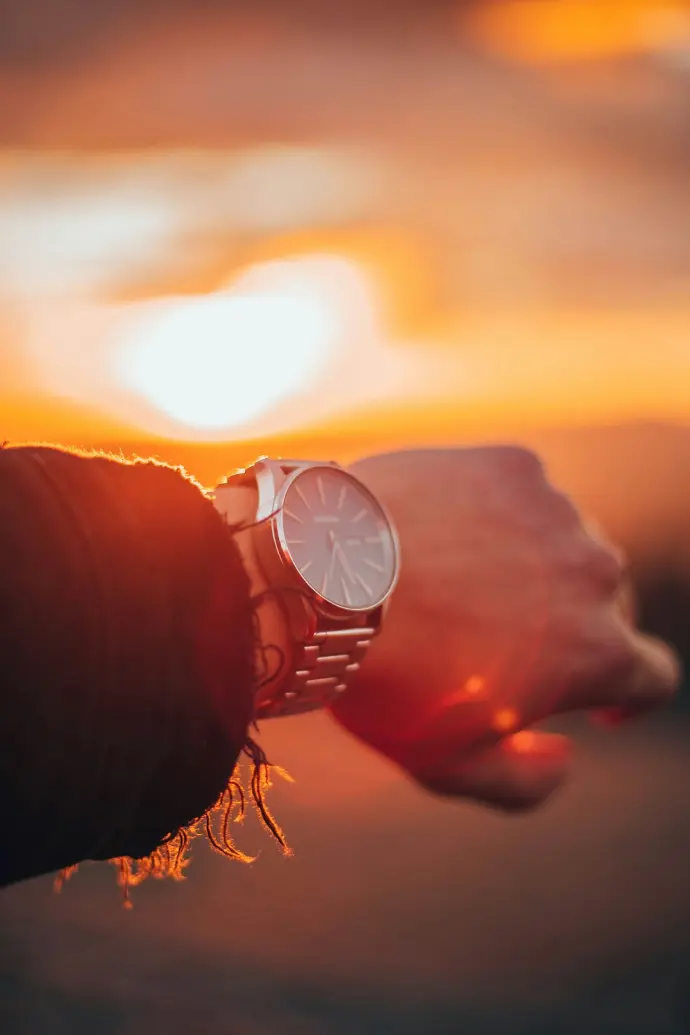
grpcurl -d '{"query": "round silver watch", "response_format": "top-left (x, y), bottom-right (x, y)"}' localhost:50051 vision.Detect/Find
top-left (212, 457), bottom-right (400, 719)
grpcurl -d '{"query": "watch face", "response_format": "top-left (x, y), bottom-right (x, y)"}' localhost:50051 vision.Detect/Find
top-left (278, 466), bottom-right (398, 611)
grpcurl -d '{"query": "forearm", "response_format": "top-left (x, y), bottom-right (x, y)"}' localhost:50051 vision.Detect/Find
top-left (0, 444), bottom-right (256, 888)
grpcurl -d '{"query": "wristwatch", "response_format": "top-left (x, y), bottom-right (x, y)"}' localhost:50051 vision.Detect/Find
top-left (212, 458), bottom-right (400, 720)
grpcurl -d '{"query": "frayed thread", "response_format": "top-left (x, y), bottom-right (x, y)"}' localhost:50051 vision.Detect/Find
top-left (53, 736), bottom-right (293, 908)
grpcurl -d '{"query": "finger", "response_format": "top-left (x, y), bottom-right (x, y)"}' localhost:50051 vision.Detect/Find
top-left (590, 635), bottom-right (683, 726)
top-left (583, 520), bottom-right (630, 594)
top-left (562, 618), bottom-right (681, 715)
top-left (621, 632), bottom-right (682, 709)
top-left (415, 731), bottom-right (572, 812)
top-left (590, 705), bottom-right (648, 727)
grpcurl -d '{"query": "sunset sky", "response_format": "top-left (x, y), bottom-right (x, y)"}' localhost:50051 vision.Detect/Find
top-left (1, 0), bottom-right (689, 450)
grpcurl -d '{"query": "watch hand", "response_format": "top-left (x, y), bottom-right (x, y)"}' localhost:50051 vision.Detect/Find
top-left (322, 529), bottom-right (338, 596)
top-left (334, 540), bottom-right (357, 583)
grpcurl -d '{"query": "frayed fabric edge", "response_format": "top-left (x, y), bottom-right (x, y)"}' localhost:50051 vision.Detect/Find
top-left (53, 735), bottom-right (294, 909)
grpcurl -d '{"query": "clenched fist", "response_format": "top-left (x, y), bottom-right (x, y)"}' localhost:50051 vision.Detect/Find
top-left (330, 448), bottom-right (680, 811)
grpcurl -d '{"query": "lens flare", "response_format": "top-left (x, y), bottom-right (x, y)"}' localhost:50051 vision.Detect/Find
top-left (492, 708), bottom-right (519, 733)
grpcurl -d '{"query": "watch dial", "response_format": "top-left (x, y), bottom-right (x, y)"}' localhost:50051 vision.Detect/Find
top-left (279, 467), bottom-right (397, 610)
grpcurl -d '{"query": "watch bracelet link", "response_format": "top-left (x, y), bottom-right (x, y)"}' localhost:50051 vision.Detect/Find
top-left (255, 621), bottom-right (376, 719)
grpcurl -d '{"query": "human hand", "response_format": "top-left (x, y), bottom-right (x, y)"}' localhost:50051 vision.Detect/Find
top-left (329, 447), bottom-right (680, 811)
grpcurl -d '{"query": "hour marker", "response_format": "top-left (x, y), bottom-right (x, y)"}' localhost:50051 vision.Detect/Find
top-left (295, 484), bottom-right (312, 510)
top-left (317, 477), bottom-right (326, 506)
top-left (301, 559), bottom-right (313, 574)
top-left (340, 576), bottom-right (352, 606)
top-left (364, 535), bottom-right (381, 544)
top-left (320, 570), bottom-right (328, 595)
top-left (337, 485), bottom-right (347, 510)
top-left (363, 557), bottom-right (385, 573)
top-left (355, 573), bottom-right (372, 596)
top-left (352, 508), bottom-right (367, 523)
top-left (287, 539), bottom-right (305, 546)
top-left (284, 508), bottom-right (303, 524)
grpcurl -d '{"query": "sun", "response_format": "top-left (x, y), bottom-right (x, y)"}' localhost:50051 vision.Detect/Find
top-left (113, 257), bottom-right (352, 434)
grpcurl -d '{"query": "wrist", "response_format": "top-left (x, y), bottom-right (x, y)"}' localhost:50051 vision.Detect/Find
top-left (212, 481), bottom-right (294, 718)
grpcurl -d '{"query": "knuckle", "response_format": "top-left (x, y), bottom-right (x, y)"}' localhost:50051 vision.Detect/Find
top-left (545, 489), bottom-right (583, 529)
top-left (595, 627), bottom-right (636, 684)
top-left (550, 531), bottom-right (596, 579)
top-left (615, 577), bottom-right (637, 622)
top-left (560, 531), bottom-right (626, 593)
top-left (585, 540), bottom-right (626, 593)
top-left (492, 446), bottom-right (546, 481)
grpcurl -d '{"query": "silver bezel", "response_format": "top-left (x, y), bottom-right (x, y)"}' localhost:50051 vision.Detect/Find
top-left (273, 465), bottom-right (399, 615)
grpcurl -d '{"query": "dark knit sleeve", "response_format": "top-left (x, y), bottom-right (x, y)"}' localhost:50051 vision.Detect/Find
top-left (0, 444), bottom-right (256, 888)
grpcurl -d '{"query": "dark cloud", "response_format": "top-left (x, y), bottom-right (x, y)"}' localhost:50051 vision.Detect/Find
top-left (0, 0), bottom-right (464, 68)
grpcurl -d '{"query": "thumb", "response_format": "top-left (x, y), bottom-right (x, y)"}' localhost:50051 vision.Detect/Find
top-left (415, 731), bottom-right (572, 812)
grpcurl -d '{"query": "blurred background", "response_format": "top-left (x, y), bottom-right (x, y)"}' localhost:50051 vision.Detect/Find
top-left (1, 1), bottom-right (690, 1032)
